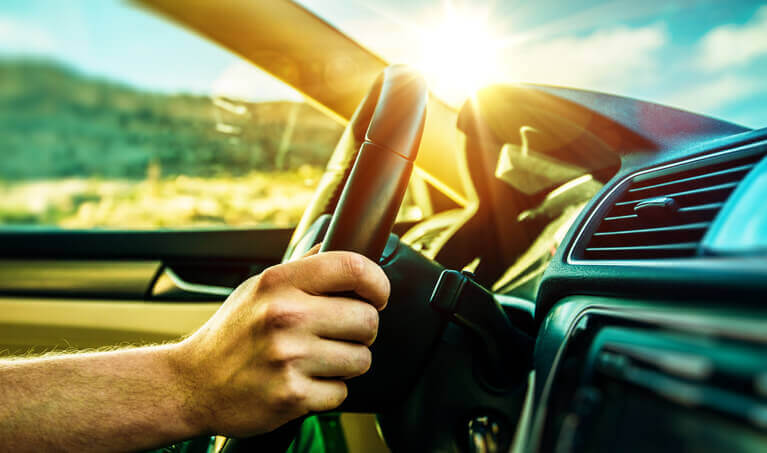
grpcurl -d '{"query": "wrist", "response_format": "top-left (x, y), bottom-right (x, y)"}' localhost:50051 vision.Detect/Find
top-left (162, 340), bottom-right (213, 437)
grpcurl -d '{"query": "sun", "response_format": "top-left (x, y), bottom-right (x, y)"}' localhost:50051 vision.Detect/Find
top-left (415, 4), bottom-right (503, 106)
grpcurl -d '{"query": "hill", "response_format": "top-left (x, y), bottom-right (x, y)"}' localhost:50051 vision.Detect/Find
top-left (0, 59), bottom-right (344, 228)
top-left (0, 59), bottom-right (343, 180)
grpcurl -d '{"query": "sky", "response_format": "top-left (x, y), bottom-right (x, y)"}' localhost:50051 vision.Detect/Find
top-left (0, 0), bottom-right (302, 101)
top-left (1, 0), bottom-right (766, 127)
top-left (297, 0), bottom-right (767, 128)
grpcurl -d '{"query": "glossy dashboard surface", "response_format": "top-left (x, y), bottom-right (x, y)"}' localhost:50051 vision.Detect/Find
top-left (457, 85), bottom-right (767, 452)
top-left (538, 127), bottom-right (767, 316)
top-left (527, 105), bottom-right (767, 451)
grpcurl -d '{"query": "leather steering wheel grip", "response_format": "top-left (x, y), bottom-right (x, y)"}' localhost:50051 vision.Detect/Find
top-left (285, 65), bottom-right (428, 261)
top-left (321, 65), bottom-right (427, 259)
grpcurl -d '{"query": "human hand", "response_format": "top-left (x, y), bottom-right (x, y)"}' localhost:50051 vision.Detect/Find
top-left (170, 250), bottom-right (390, 437)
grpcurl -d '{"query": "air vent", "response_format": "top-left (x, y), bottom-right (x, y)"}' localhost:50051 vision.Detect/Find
top-left (583, 149), bottom-right (766, 260)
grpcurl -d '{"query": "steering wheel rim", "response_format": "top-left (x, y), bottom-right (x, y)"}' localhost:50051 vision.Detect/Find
top-left (222, 65), bottom-right (428, 453)
top-left (320, 64), bottom-right (427, 258)
top-left (284, 65), bottom-right (427, 261)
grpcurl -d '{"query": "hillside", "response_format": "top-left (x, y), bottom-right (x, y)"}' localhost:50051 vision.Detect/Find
top-left (0, 60), bottom-right (344, 228)
top-left (0, 60), bottom-right (343, 180)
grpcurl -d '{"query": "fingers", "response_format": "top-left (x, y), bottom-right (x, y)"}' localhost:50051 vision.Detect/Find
top-left (304, 296), bottom-right (379, 346)
top-left (304, 379), bottom-right (348, 413)
top-left (296, 338), bottom-right (372, 378)
top-left (280, 251), bottom-right (390, 311)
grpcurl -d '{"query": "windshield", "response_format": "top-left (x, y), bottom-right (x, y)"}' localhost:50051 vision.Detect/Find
top-left (0, 0), bottom-right (348, 230)
top-left (297, 0), bottom-right (767, 128)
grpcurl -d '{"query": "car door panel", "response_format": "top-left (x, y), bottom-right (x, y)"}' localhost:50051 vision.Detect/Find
top-left (0, 260), bottom-right (160, 299)
top-left (0, 229), bottom-right (293, 353)
top-left (0, 298), bottom-right (220, 355)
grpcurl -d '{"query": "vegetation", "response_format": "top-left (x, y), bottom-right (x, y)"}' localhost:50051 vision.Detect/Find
top-left (0, 59), bottom-right (344, 228)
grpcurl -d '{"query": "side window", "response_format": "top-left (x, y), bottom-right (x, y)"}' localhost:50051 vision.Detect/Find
top-left (0, 1), bottom-right (344, 229)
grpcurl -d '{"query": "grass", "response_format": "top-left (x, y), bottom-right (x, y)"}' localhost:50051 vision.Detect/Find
top-left (0, 166), bottom-right (324, 229)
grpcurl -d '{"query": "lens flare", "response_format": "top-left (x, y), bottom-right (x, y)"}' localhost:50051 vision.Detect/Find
top-left (415, 4), bottom-right (503, 106)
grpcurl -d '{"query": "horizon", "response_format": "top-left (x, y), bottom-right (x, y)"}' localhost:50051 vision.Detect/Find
top-left (1, 0), bottom-right (765, 127)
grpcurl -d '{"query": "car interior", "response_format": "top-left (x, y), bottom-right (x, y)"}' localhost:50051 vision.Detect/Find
top-left (0, 0), bottom-right (765, 452)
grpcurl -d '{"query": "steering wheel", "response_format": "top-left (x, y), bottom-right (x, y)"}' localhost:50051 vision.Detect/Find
top-left (222, 65), bottom-right (429, 452)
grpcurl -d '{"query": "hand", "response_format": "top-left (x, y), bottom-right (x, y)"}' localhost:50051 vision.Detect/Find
top-left (170, 250), bottom-right (390, 437)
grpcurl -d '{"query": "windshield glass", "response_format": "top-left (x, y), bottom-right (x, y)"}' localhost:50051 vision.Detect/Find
top-left (0, 0), bottom-right (345, 229)
top-left (297, 0), bottom-right (767, 128)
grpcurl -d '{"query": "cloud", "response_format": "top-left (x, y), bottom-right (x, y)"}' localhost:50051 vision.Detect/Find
top-left (0, 17), bottom-right (55, 56)
top-left (298, 3), bottom-right (669, 98)
top-left (513, 0), bottom-right (683, 45)
top-left (501, 24), bottom-right (668, 91)
top-left (698, 5), bottom-right (767, 71)
top-left (345, 19), bottom-right (670, 99)
top-left (665, 75), bottom-right (763, 113)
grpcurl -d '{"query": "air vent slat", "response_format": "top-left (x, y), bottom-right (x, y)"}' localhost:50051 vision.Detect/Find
top-left (594, 222), bottom-right (711, 237)
top-left (607, 183), bottom-right (737, 218)
top-left (603, 203), bottom-right (723, 223)
top-left (678, 202), bottom-right (725, 212)
top-left (589, 223), bottom-right (709, 249)
top-left (586, 243), bottom-right (700, 252)
top-left (585, 242), bottom-right (700, 260)
top-left (626, 164), bottom-right (754, 200)
top-left (580, 146), bottom-right (766, 261)
top-left (604, 214), bottom-right (637, 221)
top-left (600, 203), bottom-right (723, 232)
top-left (614, 182), bottom-right (739, 207)
top-left (631, 152), bottom-right (764, 187)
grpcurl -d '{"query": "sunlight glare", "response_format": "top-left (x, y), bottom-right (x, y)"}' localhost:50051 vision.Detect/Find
top-left (416, 4), bottom-right (503, 106)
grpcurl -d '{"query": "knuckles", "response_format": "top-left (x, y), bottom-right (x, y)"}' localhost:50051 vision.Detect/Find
top-left (271, 373), bottom-right (308, 412)
top-left (254, 266), bottom-right (286, 293)
top-left (261, 300), bottom-right (306, 331)
top-left (262, 336), bottom-right (303, 367)
top-left (341, 252), bottom-right (368, 282)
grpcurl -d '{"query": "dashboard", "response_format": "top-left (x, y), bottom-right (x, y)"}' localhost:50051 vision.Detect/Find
top-left (454, 85), bottom-right (767, 452)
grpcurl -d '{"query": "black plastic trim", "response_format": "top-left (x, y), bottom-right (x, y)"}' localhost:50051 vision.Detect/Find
top-left (536, 129), bottom-right (767, 320)
top-left (0, 228), bottom-right (294, 261)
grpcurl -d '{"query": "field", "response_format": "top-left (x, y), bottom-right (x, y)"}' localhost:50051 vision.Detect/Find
top-left (0, 60), bottom-right (344, 229)
top-left (0, 167), bottom-right (324, 229)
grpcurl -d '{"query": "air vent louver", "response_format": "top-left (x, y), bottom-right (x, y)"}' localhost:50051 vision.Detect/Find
top-left (583, 150), bottom-right (765, 260)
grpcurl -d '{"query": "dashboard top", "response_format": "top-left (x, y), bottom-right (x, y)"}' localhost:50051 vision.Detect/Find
top-left (455, 84), bottom-right (767, 320)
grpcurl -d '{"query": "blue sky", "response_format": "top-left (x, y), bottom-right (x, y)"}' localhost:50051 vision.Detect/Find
top-left (1, 0), bottom-right (766, 127)
top-left (0, 0), bottom-right (302, 101)
top-left (298, 0), bottom-right (767, 127)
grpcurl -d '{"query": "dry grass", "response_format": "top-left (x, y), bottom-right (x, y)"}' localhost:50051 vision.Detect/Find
top-left (0, 166), bottom-right (323, 229)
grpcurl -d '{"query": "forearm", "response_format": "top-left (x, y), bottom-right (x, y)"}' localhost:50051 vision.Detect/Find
top-left (0, 344), bottom-right (201, 452)
top-left (0, 251), bottom-right (388, 451)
